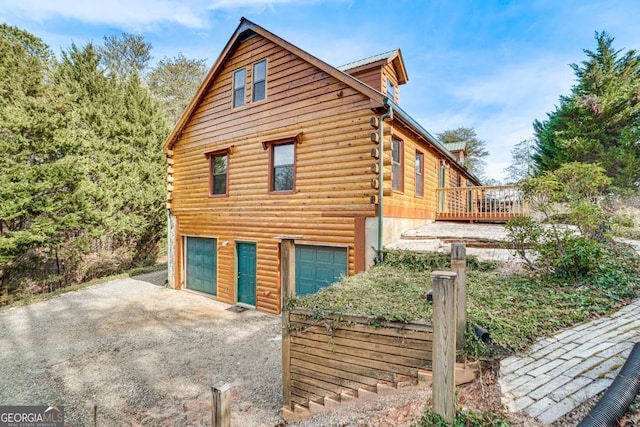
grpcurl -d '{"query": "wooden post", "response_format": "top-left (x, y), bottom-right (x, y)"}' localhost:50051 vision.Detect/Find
top-left (451, 243), bottom-right (467, 352)
top-left (431, 271), bottom-right (457, 423)
top-left (211, 382), bottom-right (231, 427)
top-left (281, 238), bottom-right (295, 411)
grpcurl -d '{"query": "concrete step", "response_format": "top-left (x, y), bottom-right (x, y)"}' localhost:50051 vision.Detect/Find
top-left (386, 238), bottom-right (441, 252)
top-left (386, 238), bottom-right (523, 263)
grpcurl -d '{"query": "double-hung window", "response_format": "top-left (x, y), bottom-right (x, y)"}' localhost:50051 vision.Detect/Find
top-left (415, 151), bottom-right (424, 197)
top-left (252, 60), bottom-right (266, 102)
top-left (271, 142), bottom-right (295, 193)
top-left (391, 137), bottom-right (404, 192)
top-left (233, 68), bottom-right (246, 108)
top-left (208, 151), bottom-right (228, 196)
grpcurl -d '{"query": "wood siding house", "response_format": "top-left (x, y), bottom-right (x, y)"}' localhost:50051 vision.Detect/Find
top-left (163, 18), bottom-right (480, 314)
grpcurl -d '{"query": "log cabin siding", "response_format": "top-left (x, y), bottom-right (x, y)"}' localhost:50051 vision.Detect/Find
top-left (167, 20), bottom-right (480, 314)
top-left (382, 125), bottom-right (440, 220)
top-left (171, 35), bottom-right (378, 313)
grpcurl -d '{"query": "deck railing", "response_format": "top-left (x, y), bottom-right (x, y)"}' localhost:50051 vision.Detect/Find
top-left (436, 185), bottom-right (529, 222)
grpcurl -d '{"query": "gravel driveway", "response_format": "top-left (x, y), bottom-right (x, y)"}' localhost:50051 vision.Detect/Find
top-left (0, 271), bottom-right (283, 426)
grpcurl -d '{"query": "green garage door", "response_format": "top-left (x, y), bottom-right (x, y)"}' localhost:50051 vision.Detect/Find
top-left (295, 245), bottom-right (347, 296)
top-left (186, 237), bottom-right (217, 295)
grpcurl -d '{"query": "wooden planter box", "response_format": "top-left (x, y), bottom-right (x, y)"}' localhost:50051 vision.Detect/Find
top-left (283, 307), bottom-right (433, 411)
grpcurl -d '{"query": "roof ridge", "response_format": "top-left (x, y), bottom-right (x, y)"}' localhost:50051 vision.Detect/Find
top-left (336, 49), bottom-right (398, 70)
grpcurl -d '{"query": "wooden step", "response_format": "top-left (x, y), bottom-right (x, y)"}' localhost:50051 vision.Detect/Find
top-left (417, 362), bottom-right (478, 387)
top-left (357, 387), bottom-right (377, 400)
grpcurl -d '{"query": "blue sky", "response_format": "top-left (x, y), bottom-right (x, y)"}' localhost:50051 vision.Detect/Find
top-left (2, 0), bottom-right (639, 181)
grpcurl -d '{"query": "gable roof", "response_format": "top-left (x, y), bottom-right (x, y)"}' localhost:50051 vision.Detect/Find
top-left (338, 49), bottom-right (408, 85)
top-left (443, 141), bottom-right (467, 152)
top-left (162, 18), bottom-right (480, 185)
top-left (163, 17), bottom-right (384, 151)
top-left (337, 50), bottom-right (396, 71)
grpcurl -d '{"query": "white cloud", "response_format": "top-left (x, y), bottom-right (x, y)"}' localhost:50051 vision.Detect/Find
top-left (0, 0), bottom-right (308, 31)
top-left (0, 0), bottom-right (206, 29)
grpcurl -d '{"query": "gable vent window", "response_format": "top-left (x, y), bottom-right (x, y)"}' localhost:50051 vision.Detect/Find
top-left (233, 68), bottom-right (246, 108)
top-left (386, 78), bottom-right (395, 101)
top-left (252, 60), bottom-right (266, 102)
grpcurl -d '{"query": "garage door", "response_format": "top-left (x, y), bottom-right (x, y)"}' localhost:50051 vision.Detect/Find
top-left (185, 237), bottom-right (217, 295)
top-left (295, 245), bottom-right (347, 296)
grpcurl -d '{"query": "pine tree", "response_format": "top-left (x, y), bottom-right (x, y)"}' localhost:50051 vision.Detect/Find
top-left (55, 42), bottom-right (169, 264)
top-left (0, 25), bottom-right (91, 291)
top-left (533, 32), bottom-right (640, 188)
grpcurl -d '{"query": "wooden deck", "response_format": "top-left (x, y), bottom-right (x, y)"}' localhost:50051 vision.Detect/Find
top-left (435, 185), bottom-right (528, 222)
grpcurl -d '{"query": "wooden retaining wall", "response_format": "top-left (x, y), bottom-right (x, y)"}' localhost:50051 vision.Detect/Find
top-left (283, 307), bottom-right (433, 413)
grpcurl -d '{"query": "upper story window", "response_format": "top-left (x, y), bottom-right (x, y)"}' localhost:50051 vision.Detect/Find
top-left (271, 142), bottom-right (295, 193)
top-left (415, 151), bottom-right (424, 197)
top-left (386, 78), bottom-right (395, 101)
top-left (207, 150), bottom-right (229, 196)
top-left (233, 68), bottom-right (246, 108)
top-left (391, 137), bottom-right (404, 192)
top-left (252, 60), bottom-right (266, 102)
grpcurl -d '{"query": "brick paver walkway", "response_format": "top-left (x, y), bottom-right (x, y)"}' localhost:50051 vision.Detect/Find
top-left (499, 299), bottom-right (640, 424)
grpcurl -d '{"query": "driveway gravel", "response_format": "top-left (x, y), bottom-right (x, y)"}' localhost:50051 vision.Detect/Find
top-left (0, 271), bottom-right (283, 426)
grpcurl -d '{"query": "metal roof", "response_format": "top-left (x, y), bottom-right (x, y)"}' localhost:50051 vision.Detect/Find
top-left (383, 98), bottom-right (482, 185)
top-left (443, 142), bottom-right (467, 152)
top-left (337, 50), bottom-right (398, 71)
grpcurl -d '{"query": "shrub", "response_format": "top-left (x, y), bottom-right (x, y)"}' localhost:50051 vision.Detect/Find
top-left (506, 162), bottom-right (619, 278)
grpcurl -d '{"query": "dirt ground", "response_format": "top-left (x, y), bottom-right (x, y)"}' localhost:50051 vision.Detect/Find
top-left (0, 271), bottom-right (283, 426)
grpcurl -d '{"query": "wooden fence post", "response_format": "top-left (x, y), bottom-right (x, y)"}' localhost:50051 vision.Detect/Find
top-left (431, 271), bottom-right (457, 423)
top-left (211, 382), bottom-right (231, 427)
top-left (281, 238), bottom-right (295, 411)
top-left (451, 243), bottom-right (467, 352)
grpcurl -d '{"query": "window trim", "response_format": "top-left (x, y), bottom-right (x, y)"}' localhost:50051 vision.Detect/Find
top-left (232, 67), bottom-right (246, 108)
top-left (391, 136), bottom-right (404, 192)
top-left (262, 134), bottom-right (302, 195)
top-left (205, 149), bottom-right (229, 197)
top-left (415, 150), bottom-right (424, 197)
top-left (252, 59), bottom-right (267, 103)
top-left (269, 142), bottom-right (295, 194)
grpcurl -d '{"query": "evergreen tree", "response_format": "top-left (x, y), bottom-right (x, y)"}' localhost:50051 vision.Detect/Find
top-left (55, 42), bottom-right (169, 264)
top-left (0, 25), bottom-right (91, 291)
top-left (533, 32), bottom-right (640, 188)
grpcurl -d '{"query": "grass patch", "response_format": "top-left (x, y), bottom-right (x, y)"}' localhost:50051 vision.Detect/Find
top-left (290, 264), bottom-right (433, 323)
top-left (413, 405), bottom-right (510, 427)
top-left (292, 249), bottom-right (640, 354)
top-left (0, 263), bottom-right (167, 311)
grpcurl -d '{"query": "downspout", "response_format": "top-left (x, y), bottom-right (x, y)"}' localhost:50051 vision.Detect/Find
top-left (376, 98), bottom-right (393, 263)
top-left (166, 209), bottom-right (172, 284)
